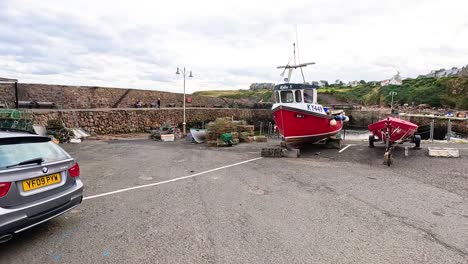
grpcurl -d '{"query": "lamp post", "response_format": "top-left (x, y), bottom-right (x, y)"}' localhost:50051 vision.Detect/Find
top-left (176, 67), bottom-right (193, 136)
top-left (389, 91), bottom-right (397, 113)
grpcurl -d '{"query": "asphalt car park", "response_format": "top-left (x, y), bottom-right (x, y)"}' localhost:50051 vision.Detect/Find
top-left (0, 139), bottom-right (467, 263)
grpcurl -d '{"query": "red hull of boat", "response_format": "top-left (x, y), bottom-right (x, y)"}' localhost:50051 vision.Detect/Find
top-left (368, 117), bottom-right (418, 142)
top-left (273, 106), bottom-right (343, 145)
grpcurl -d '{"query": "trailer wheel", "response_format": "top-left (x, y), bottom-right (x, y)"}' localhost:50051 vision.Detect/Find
top-left (368, 135), bottom-right (375, 148)
top-left (414, 135), bottom-right (421, 149)
top-left (384, 151), bottom-right (392, 166)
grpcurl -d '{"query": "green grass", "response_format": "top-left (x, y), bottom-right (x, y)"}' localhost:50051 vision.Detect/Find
top-left (318, 87), bottom-right (352, 93)
top-left (194, 77), bottom-right (468, 109)
top-left (194, 89), bottom-right (273, 102)
top-left (320, 77), bottom-right (468, 109)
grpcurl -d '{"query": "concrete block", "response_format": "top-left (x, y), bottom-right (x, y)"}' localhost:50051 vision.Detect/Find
top-left (284, 148), bottom-right (300, 158)
top-left (261, 148), bottom-right (283, 157)
top-left (69, 138), bottom-right (82, 144)
top-left (260, 148), bottom-right (300, 158)
top-left (161, 134), bottom-right (175, 142)
top-left (428, 147), bottom-right (460, 158)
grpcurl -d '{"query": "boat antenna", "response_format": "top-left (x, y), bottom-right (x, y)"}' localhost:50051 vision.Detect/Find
top-left (293, 43), bottom-right (296, 65)
top-left (296, 25), bottom-right (306, 83)
top-left (280, 58), bottom-right (292, 78)
top-left (277, 36), bottom-right (315, 83)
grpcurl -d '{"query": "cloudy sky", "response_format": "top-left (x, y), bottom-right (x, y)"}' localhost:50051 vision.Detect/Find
top-left (0, 0), bottom-right (467, 93)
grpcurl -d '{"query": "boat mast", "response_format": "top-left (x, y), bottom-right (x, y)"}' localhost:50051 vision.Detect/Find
top-left (296, 26), bottom-right (306, 83)
top-left (277, 28), bottom-right (315, 84)
top-left (289, 43), bottom-right (295, 82)
top-left (276, 29), bottom-right (315, 83)
top-left (277, 59), bottom-right (315, 84)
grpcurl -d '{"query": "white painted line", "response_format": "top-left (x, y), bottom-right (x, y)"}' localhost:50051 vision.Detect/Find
top-left (83, 157), bottom-right (264, 201)
top-left (339, 144), bottom-right (354, 153)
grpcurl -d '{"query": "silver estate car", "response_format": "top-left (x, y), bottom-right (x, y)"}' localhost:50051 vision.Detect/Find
top-left (0, 130), bottom-right (83, 243)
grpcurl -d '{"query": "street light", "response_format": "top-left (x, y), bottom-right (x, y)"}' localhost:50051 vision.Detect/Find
top-left (176, 67), bottom-right (193, 135)
top-left (389, 91), bottom-right (397, 113)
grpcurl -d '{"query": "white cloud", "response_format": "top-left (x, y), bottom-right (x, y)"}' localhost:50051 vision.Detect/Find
top-left (0, 0), bottom-right (467, 92)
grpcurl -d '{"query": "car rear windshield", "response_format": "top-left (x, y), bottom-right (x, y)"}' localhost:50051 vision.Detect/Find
top-left (0, 141), bottom-right (69, 170)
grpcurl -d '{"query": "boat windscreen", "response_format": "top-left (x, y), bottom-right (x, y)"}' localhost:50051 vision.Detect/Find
top-left (295, 90), bottom-right (302, 103)
top-left (280, 91), bottom-right (294, 103)
top-left (274, 91), bottom-right (280, 103)
top-left (304, 89), bottom-right (314, 103)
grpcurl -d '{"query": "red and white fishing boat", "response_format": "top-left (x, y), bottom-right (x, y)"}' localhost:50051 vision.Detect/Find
top-left (272, 58), bottom-right (348, 147)
top-left (368, 116), bottom-right (420, 166)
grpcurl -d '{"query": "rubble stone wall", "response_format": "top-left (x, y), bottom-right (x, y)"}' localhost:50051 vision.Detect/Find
top-left (32, 108), bottom-right (273, 135)
top-left (1, 83), bottom-right (232, 109)
top-left (0, 83), bottom-right (16, 107)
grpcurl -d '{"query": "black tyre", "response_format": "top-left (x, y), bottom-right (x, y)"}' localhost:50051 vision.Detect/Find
top-left (368, 135), bottom-right (375, 147)
top-left (384, 151), bottom-right (392, 166)
top-left (414, 135), bottom-right (421, 148)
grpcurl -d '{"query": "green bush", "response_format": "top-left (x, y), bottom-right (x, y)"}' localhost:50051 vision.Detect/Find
top-left (319, 77), bottom-right (467, 109)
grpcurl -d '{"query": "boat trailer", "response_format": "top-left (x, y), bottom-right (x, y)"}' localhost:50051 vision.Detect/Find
top-left (368, 118), bottom-right (421, 166)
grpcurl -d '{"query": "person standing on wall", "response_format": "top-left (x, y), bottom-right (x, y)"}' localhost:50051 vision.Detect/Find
top-left (157, 98), bottom-right (161, 108)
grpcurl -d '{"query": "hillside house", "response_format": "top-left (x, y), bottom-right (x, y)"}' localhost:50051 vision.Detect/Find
top-left (381, 71), bottom-right (402, 86)
top-left (249, 83), bottom-right (275, 90)
top-left (418, 65), bottom-right (468, 78)
top-left (347, 80), bottom-right (360, 87)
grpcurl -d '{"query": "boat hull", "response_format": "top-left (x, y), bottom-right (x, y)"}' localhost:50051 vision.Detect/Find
top-left (272, 105), bottom-right (343, 145)
top-left (190, 128), bottom-right (207, 143)
top-left (368, 117), bottom-right (418, 143)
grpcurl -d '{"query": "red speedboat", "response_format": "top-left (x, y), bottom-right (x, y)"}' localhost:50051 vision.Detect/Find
top-left (368, 116), bottom-right (420, 166)
top-left (368, 117), bottom-right (418, 144)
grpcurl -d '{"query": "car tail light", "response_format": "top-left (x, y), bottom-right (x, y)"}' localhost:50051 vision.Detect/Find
top-left (68, 163), bottom-right (80, 178)
top-left (0, 182), bottom-right (11, 197)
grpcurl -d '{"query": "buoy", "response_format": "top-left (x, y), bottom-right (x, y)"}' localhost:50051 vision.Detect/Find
top-left (330, 119), bottom-right (337, 126)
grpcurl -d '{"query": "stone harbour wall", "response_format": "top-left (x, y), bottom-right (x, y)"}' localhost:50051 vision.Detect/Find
top-left (0, 84), bottom-right (16, 107)
top-left (1, 83), bottom-right (233, 109)
top-left (32, 108), bottom-right (273, 135)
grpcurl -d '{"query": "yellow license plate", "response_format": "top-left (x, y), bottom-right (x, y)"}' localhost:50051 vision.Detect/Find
top-left (22, 173), bottom-right (61, 192)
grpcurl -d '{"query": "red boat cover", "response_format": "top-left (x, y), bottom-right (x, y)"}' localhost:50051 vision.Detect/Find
top-left (368, 117), bottom-right (418, 142)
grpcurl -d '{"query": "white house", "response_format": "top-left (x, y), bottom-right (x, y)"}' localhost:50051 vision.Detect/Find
top-left (249, 83), bottom-right (275, 90)
top-left (418, 65), bottom-right (468, 78)
top-left (347, 80), bottom-right (360, 87)
top-left (318, 80), bottom-right (328, 87)
top-left (381, 71), bottom-right (402, 86)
